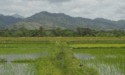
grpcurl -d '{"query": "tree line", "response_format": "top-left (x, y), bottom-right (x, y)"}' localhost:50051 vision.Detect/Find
top-left (0, 27), bottom-right (125, 37)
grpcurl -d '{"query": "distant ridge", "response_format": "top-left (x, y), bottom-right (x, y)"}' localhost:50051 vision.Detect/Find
top-left (12, 14), bottom-right (24, 18)
top-left (0, 11), bottom-right (125, 30)
top-left (0, 14), bottom-right (22, 29)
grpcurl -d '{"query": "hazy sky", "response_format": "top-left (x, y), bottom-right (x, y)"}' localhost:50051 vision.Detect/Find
top-left (0, 0), bottom-right (125, 20)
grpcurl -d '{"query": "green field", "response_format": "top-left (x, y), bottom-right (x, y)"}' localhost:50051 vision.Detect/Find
top-left (0, 37), bottom-right (124, 75)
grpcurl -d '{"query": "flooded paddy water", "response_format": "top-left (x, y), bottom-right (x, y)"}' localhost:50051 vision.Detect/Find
top-left (0, 63), bottom-right (35, 75)
top-left (0, 53), bottom-right (47, 75)
top-left (75, 53), bottom-right (125, 75)
top-left (0, 53), bottom-right (47, 62)
top-left (0, 52), bottom-right (124, 75)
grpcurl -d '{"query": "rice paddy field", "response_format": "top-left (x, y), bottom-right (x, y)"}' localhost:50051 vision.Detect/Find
top-left (0, 37), bottom-right (124, 75)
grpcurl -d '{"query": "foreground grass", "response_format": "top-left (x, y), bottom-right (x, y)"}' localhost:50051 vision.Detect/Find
top-left (73, 48), bottom-right (125, 75)
top-left (36, 42), bottom-right (98, 75)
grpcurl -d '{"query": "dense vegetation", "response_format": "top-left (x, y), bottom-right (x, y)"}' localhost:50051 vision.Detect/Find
top-left (0, 27), bottom-right (125, 37)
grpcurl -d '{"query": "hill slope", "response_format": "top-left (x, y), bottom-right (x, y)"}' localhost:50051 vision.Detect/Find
top-left (0, 15), bottom-right (22, 29)
top-left (2, 11), bottom-right (125, 30)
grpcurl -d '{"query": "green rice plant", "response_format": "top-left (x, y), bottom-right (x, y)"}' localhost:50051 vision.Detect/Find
top-left (70, 44), bottom-right (125, 48)
top-left (74, 47), bottom-right (125, 75)
top-left (0, 63), bottom-right (35, 75)
top-left (35, 41), bottom-right (99, 75)
top-left (73, 48), bottom-right (125, 55)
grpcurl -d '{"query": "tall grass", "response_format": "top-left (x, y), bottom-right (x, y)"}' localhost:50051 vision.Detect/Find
top-left (0, 63), bottom-right (35, 75)
top-left (74, 48), bottom-right (125, 75)
top-left (35, 41), bottom-right (98, 75)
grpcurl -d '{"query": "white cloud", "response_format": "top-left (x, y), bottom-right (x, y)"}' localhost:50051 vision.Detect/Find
top-left (0, 0), bottom-right (125, 20)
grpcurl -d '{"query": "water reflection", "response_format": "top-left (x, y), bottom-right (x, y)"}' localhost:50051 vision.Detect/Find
top-left (0, 63), bottom-right (35, 75)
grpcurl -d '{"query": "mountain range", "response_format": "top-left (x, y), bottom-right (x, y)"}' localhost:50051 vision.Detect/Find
top-left (0, 11), bottom-right (125, 30)
top-left (12, 14), bottom-right (24, 18)
top-left (0, 14), bottom-right (22, 29)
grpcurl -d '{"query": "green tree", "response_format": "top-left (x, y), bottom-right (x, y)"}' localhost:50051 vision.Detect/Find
top-left (77, 27), bottom-right (95, 36)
